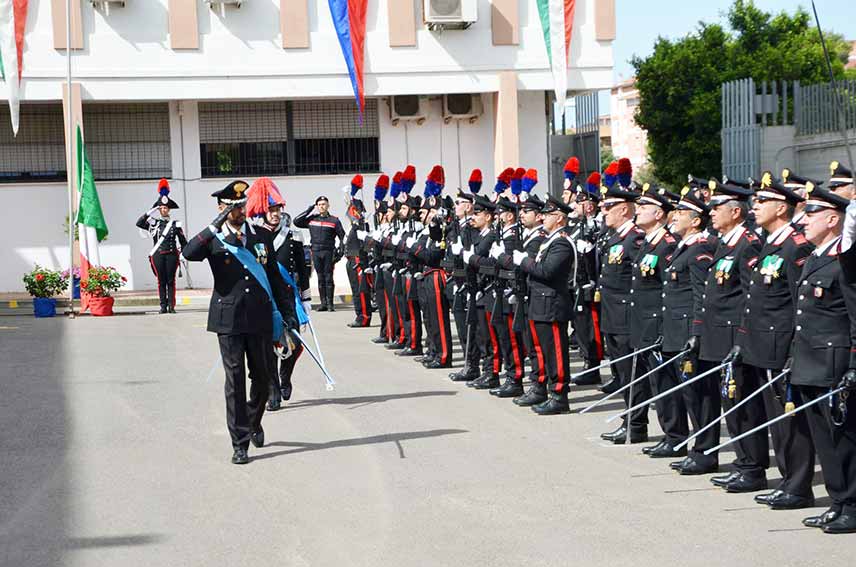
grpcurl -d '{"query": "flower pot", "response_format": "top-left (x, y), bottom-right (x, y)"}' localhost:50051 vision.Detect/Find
top-left (72, 277), bottom-right (81, 299)
top-left (33, 297), bottom-right (57, 318)
top-left (89, 296), bottom-right (115, 317)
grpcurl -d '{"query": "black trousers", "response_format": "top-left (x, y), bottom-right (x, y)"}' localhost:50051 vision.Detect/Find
top-left (684, 359), bottom-right (724, 468)
top-left (383, 270), bottom-right (401, 343)
top-left (530, 320), bottom-right (570, 397)
top-left (573, 300), bottom-right (603, 365)
top-left (795, 385), bottom-right (856, 515)
top-left (424, 271), bottom-right (452, 365)
top-left (417, 277), bottom-right (435, 357)
top-left (312, 249), bottom-right (335, 299)
top-left (651, 351), bottom-right (689, 446)
top-left (493, 310), bottom-right (525, 382)
top-left (375, 272), bottom-right (388, 339)
top-left (761, 372), bottom-right (815, 497)
top-left (452, 285), bottom-right (479, 370)
top-left (269, 342), bottom-right (304, 404)
top-left (346, 256), bottom-right (372, 325)
top-left (477, 306), bottom-right (501, 376)
top-left (217, 333), bottom-right (270, 450)
top-left (524, 316), bottom-right (545, 384)
top-left (150, 252), bottom-right (178, 310)
top-left (606, 333), bottom-right (649, 432)
top-left (722, 363), bottom-right (769, 477)
top-left (402, 276), bottom-right (422, 351)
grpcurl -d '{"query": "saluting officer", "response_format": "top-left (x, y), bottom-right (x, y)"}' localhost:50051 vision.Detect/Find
top-left (182, 180), bottom-right (298, 465)
top-left (344, 174), bottom-right (374, 328)
top-left (136, 179), bottom-right (187, 314)
top-left (791, 183), bottom-right (856, 533)
top-left (294, 195), bottom-right (346, 312)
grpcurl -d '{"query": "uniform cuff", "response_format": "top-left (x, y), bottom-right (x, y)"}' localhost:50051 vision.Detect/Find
top-left (849, 348), bottom-right (856, 370)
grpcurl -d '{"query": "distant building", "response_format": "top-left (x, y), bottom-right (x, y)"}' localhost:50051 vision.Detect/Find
top-left (847, 40), bottom-right (856, 70)
top-left (610, 78), bottom-right (648, 170)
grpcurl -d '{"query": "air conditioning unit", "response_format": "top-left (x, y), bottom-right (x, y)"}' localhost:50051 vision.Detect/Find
top-left (207, 0), bottom-right (243, 17)
top-left (443, 94), bottom-right (483, 124)
top-left (423, 0), bottom-right (477, 31)
top-left (91, 0), bottom-right (126, 15)
top-left (389, 96), bottom-right (429, 126)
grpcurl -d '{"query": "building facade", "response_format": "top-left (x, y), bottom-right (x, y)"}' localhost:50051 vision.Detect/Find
top-left (0, 0), bottom-right (615, 292)
top-left (609, 77), bottom-right (647, 171)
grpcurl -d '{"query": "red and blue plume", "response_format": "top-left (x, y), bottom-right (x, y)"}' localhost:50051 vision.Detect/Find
top-left (401, 165), bottom-right (416, 194)
top-left (494, 167), bottom-right (515, 193)
top-left (603, 161), bottom-right (619, 188)
top-left (158, 178), bottom-right (170, 197)
top-left (510, 167), bottom-right (526, 196)
top-left (374, 174), bottom-right (389, 201)
top-left (424, 165), bottom-right (445, 197)
top-left (245, 177), bottom-right (284, 218)
top-left (522, 169), bottom-right (538, 193)
top-left (350, 174), bottom-right (364, 197)
top-left (563, 157), bottom-right (580, 181)
top-left (586, 172), bottom-right (601, 196)
top-left (390, 171), bottom-right (403, 200)
top-left (468, 169), bottom-right (483, 193)
top-left (617, 158), bottom-right (633, 188)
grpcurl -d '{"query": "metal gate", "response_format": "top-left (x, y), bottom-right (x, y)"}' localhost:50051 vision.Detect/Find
top-left (721, 78), bottom-right (761, 181)
top-left (549, 91), bottom-right (601, 197)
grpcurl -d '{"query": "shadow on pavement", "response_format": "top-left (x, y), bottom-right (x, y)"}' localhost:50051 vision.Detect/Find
top-left (283, 390), bottom-right (458, 411)
top-left (67, 534), bottom-right (166, 549)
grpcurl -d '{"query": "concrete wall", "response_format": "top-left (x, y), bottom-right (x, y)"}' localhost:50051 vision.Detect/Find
top-left (759, 125), bottom-right (856, 182)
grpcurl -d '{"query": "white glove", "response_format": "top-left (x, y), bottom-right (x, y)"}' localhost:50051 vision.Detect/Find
top-left (356, 230), bottom-right (368, 241)
top-left (392, 234), bottom-right (402, 245)
top-left (843, 201), bottom-right (856, 252)
top-left (451, 242), bottom-right (463, 255)
top-left (302, 300), bottom-right (312, 314)
top-left (463, 249), bottom-right (474, 264)
top-left (512, 250), bottom-right (527, 266)
top-left (379, 262), bottom-right (392, 270)
top-left (364, 267), bottom-right (374, 275)
top-left (576, 239), bottom-right (594, 254)
top-left (372, 229), bottom-right (382, 240)
top-left (436, 207), bottom-right (448, 218)
top-left (406, 236), bottom-right (416, 248)
top-left (147, 207), bottom-right (159, 217)
top-left (489, 243), bottom-right (503, 259)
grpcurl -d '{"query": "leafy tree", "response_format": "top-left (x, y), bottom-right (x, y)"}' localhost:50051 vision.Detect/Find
top-left (632, 0), bottom-right (851, 186)
top-left (600, 145), bottom-right (615, 172)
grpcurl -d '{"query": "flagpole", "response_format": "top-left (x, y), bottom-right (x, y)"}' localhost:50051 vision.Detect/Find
top-left (66, 0), bottom-right (75, 318)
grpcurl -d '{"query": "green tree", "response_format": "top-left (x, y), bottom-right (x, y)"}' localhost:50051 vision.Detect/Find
top-left (600, 145), bottom-right (615, 172)
top-left (632, 0), bottom-right (851, 186)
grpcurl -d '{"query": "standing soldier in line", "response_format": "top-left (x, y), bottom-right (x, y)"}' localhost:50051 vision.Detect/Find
top-left (828, 161), bottom-right (855, 200)
top-left (379, 173), bottom-right (405, 347)
top-left (659, 189), bottom-right (717, 464)
top-left (136, 179), bottom-right (187, 314)
top-left (182, 180), bottom-right (298, 465)
top-left (625, 185), bottom-right (678, 446)
top-left (790, 185), bottom-right (856, 533)
top-left (781, 168), bottom-right (813, 228)
top-left (597, 184), bottom-right (647, 442)
top-left (496, 195), bottom-right (575, 415)
top-left (364, 175), bottom-right (390, 343)
top-left (726, 173), bottom-right (816, 506)
top-left (684, 180), bottom-right (761, 481)
top-left (294, 195), bottom-right (346, 312)
top-left (392, 193), bottom-right (424, 357)
top-left (343, 175), bottom-right (373, 328)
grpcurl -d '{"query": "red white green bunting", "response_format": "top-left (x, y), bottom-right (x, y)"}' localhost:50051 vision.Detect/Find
top-left (536, 0), bottom-right (576, 108)
top-left (0, 0), bottom-right (28, 135)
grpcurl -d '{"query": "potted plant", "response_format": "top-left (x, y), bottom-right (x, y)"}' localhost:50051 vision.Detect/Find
top-left (22, 266), bottom-right (69, 318)
top-left (62, 266), bottom-right (82, 299)
top-left (80, 266), bottom-right (127, 316)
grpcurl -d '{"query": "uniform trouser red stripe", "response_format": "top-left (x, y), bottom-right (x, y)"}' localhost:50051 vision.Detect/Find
top-left (527, 320), bottom-right (546, 383)
top-left (431, 272), bottom-right (451, 364)
top-left (591, 304), bottom-right (604, 360)
top-left (532, 320), bottom-right (570, 395)
top-left (405, 279), bottom-right (421, 350)
top-left (485, 311), bottom-right (501, 374)
top-left (149, 253), bottom-right (178, 309)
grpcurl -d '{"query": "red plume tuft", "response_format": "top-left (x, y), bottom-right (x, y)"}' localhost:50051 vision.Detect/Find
top-left (563, 157), bottom-right (580, 175)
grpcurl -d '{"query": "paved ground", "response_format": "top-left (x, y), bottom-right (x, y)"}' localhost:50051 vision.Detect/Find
top-left (0, 310), bottom-right (850, 567)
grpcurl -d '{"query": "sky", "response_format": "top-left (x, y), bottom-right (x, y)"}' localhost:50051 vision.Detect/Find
top-left (612, 0), bottom-right (856, 81)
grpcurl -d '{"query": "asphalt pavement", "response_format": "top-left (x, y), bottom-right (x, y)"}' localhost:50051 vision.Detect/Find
top-left (0, 310), bottom-right (850, 566)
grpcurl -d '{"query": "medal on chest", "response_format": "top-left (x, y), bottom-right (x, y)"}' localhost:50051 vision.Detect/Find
top-left (608, 244), bottom-right (624, 265)
top-left (759, 254), bottom-right (783, 285)
top-left (254, 243), bottom-right (268, 265)
top-left (814, 286), bottom-right (824, 298)
top-left (639, 253), bottom-right (658, 277)
top-left (714, 257), bottom-right (734, 285)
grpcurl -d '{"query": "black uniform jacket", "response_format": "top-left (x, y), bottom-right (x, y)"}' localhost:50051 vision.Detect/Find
top-left (467, 228), bottom-right (498, 308)
top-left (791, 237), bottom-right (856, 388)
top-left (630, 226), bottom-right (677, 348)
top-left (136, 214), bottom-right (187, 255)
top-left (697, 224), bottom-right (761, 362)
top-left (661, 232), bottom-right (717, 353)
top-left (737, 224), bottom-right (813, 369)
top-left (566, 218), bottom-right (600, 304)
top-left (598, 221), bottom-right (645, 335)
top-left (269, 225), bottom-right (312, 302)
top-left (513, 228), bottom-right (574, 323)
top-left (293, 207), bottom-right (345, 251)
top-left (183, 223), bottom-right (294, 336)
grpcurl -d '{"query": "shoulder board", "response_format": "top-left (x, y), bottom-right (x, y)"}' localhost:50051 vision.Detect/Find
top-left (664, 233), bottom-right (676, 244)
top-left (790, 232), bottom-right (808, 246)
top-left (744, 231), bottom-right (759, 242)
top-left (695, 253), bottom-right (713, 262)
top-left (796, 256), bottom-right (808, 266)
top-left (747, 256), bottom-right (759, 268)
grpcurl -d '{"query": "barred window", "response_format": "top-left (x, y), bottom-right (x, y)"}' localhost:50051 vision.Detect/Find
top-left (82, 103), bottom-right (172, 181)
top-left (199, 99), bottom-right (379, 178)
top-left (0, 103), bottom-right (67, 183)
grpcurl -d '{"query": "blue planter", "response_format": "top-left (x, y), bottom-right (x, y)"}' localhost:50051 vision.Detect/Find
top-left (33, 297), bottom-right (57, 318)
top-left (73, 277), bottom-right (81, 299)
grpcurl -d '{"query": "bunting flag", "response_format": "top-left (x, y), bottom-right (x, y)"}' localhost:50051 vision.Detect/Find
top-left (75, 125), bottom-right (109, 312)
top-left (327, 0), bottom-right (367, 119)
top-left (0, 0), bottom-right (28, 135)
top-left (536, 0), bottom-right (576, 108)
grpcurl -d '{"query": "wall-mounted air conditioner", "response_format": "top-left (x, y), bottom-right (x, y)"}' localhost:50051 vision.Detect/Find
top-left (389, 96), bottom-right (429, 126)
top-left (443, 94), bottom-right (483, 124)
top-left (91, 0), bottom-right (126, 15)
top-left (423, 0), bottom-right (477, 31)
top-left (207, 0), bottom-right (243, 17)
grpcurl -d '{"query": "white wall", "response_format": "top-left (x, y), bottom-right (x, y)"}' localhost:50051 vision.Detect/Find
top-left (759, 126), bottom-right (856, 183)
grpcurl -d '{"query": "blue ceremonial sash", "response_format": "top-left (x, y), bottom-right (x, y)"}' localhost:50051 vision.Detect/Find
top-left (215, 234), bottom-right (284, 341)
top-left (277, 261), bottom-right (310, 325)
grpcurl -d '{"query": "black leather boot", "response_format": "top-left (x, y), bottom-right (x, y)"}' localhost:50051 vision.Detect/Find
top-left (513, 383), bottom-right (548, 406)
top-left (490, 377), bottom-right (524, 398)
top-left (532, 394), bottom-right (570, 415)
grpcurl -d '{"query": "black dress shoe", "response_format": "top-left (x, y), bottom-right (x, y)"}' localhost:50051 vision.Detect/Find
top-left (725, 474), bottom-right (767, 493)
top-left (532, 397), bottom-right (571, 415)
top-left (612, 429), bottom-right (648, 444)
top-left (231, 447), bottom-right (249, 465)
top-left (490, 379), bottom-right (525, 398)
top-left (754, 489), bottom-right (783, 505)
top-left (710, 471), bottom-right (741, 487)
top-left (466, 373), bottom-right (493, 388)
top-left (266, 399), bottom-right (282, 412)
top-left (679, 460), bottom-right (719, 475)
top-left (424, 359), bottom-right (450, 370)
top-left (385, 342), bottom-right (405, 350)
top-left (281, 383), bottom-right (293, 402)
top-left (571, 373), bottom-right (602, 386)
top-left (513, 388), bottom-right (548, 406)
top-left (371, 336), bottom-right (388, 344)
top-left (168, 307), bottom-right (176, 314)
top-left (768, 492), bottom-right (815, 510)
top-left (601, 426), bottom-right (625, 441)
top-left (803, 507), bottom-right (841, 528)
top-left (347, 320), bottom-right (369, 328)
top-left (450, 370), bottom-right (479, 382)
top-left (396, 347), bottom-right (422, 357)
top-left (414, 355), bottom-right (427, 363)
top-left (642, 440), bottom-right (667, 455)
top-left (821, 513), bottom-right (856, 534)
top-left (159, 307), bottom-right (168, 314)
top-left (317, 304), bottom-right (329, 312)
top-left (473, 375), bottom-right (500, 390)
top-left (670, 457), bottom-right (692, 471)
top-left (250, 428), bottom-right (265, 448)
top-left (649, 443), bottom-right (686, 459)
top-left (599, 379), bottom-right (620, 394)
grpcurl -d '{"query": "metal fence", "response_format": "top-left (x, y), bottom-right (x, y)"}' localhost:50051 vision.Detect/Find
top-left (721, 78), bottom-right (762, 181)
top-left (549, 91), bottom-right (601, 196)
top-left (796, 81), bottom-right (856, 136)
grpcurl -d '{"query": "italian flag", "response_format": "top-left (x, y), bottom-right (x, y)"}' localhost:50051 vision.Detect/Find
top-left (536, 0), bottom-right (576, 108)
top-left (0, 0), bottom-right (28, 135)
top-left (75, 125), bottom-right (109, 311)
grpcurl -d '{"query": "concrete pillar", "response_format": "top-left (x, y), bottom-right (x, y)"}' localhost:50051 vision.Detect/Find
top-left (493, 71), bottom-right (520, 176)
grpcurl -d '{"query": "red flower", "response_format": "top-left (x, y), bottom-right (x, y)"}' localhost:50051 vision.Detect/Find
top-left (101, 274), bottom-right (108, 281)
top-left (121, 276), bottom-right (127, 282)
top-left (80, 281), bottom-right (88, 288)
top-left (35, 273), bottom-right (45, 281)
